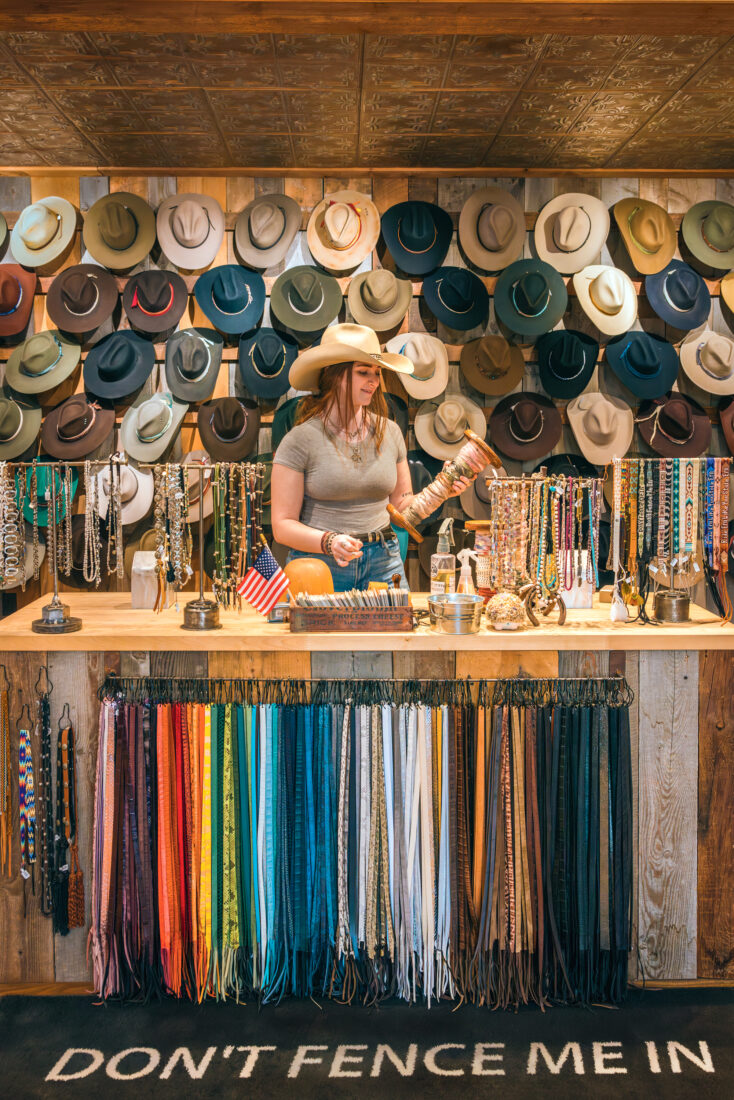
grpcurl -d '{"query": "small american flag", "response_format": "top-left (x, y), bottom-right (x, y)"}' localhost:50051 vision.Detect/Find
top-left (237, 544), bottom-right (290, 615)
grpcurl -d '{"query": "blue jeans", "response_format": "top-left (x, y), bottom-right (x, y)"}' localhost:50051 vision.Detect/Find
top-left (287, 536), bottom-right (407, 592)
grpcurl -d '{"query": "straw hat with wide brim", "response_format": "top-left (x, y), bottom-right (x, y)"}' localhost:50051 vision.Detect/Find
top-left (567, 391), bottom-right (634, 464)
top-left (307, 190), bottom-right (380, 271)
top-left (83, 191), bottom-right (156, 271)
top-left (11, 196), bottom-right (77, 268)
top-left (460, 333), bottom-right (524, 396)
top-left (156, 192), bottom-right (225, 269)
top-left (96, 462), bottom-right (155, 525)
top-left (414, 394), bottom-right (486, 460)
top-left (5, 331), bottom-right (80, 395)
top-left (120, 390), bottom-right (188, 462)
top-left (534, 192), bottom-right (610, 274)
top-left (0, 390), bottom-right (41, 460)
top-left (0, 266), bottom-right (36, 336)
top-left (46, 264), bottom-right (119, 333)
top-left (288, 322), bottom-right (413, 394)
top-left (385, 332), bottom-right (449, 400)
top-left (347, 268), bottom-right (412, 330)
top-left (682, 200), bottom-right (734, 270)
top-left (234, 193), bottom-right (301, 268)
top-left (458, 185), bottom-right (525, 272)
top-left (613, 197), bottom-right (676, 275)
top-left (489, 393), bottom-right (562, 460)
top-left (680, 327), bottom-right (734, 395)
top-left (494, 259), bottom-right (568, 337)
top-left (573, 264), bottom-right (638, 336)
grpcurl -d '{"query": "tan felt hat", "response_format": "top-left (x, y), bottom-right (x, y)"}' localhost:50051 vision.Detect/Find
top-left (460, 333), bottom-right (524, 396)
top-left (680, 327), bottom-right (734, 395)
top-left (119, 390), bottom-right (188, 462)
top-left (458, 186), bottom-right (525, 271)
top-left (414, 394), bottom-right (486, 460)
top-left (84, 191), bottom-right (156, 271)
top-left (567, 391), bottom-right (634, 464)
top-left (11, 195), bottom-right (77, 267)
top-left (289, 322), bottom-right (413, 394)
top-left (573, 264), bottom-right (638, 336)
top-left (384, 332), bottom-right (448, 400)
top-left (307, 190), bottom-right (380, 271)
top-left (534, 192), bottom-right (610, 274)
top-left (156, 192), bottom-right (225, 269)
top-left (721, 270), bottom-right (734, 314)
top-left (613, 197), bottom-right (676, 275)
top-left (234, 193), bottom-right (301, 268)
top-left (347, 268), bottom-right (412, 330)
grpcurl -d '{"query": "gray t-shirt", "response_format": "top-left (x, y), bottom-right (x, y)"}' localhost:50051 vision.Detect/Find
top-left (274, 415), bottom-right (407, 532)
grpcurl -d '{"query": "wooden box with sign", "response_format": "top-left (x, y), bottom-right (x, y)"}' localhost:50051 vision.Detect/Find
top-left (289, 607), bottom-right (414, 633)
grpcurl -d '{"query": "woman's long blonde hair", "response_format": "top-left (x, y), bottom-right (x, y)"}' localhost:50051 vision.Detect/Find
top-left (295, 360), bottom-right (389, 450)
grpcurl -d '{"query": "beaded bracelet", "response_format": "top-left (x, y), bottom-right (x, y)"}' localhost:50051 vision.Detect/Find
top-left (321, 531), bottom-right (337, 556)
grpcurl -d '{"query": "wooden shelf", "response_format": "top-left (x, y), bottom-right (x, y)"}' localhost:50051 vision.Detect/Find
top-left (2, 592), bottom-right (733, 652)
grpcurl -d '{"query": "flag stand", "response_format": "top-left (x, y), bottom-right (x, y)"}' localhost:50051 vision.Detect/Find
top-left (181, 465), bottom-right (221, 631)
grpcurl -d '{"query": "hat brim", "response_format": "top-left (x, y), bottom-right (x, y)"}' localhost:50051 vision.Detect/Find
top-left (269, 265), bottom-right (343, 333)
top-left (123, 272), bottom-right (190, 333)
top-left (83, 192), bottom-right (156, 271)
top-left (197, 399), bottom-right (261, 461)
top-left (235, 194), bottom-right (301, 268)
top-left (460, 478), bottom-right (493, 519)
top-left (0, 397), bottom-right (41, 460)
top-left (10, 196), bottom-right (77, 268)
top-left (307, 191), bottom-right (380, 272)
top-left (414, 396), bottom-right (487, 460)
top-left (534, 193), bottom-right (610, 274)
top-left (636, 396), bottom-right (711, 457)
top-left (193, 266), bottom-right (266, 335)
top-left (494, 260), bottom-right (568, 336)
top-left (533, 451), bottom-right (600, 478)
top-left (682, 201), bottom-right (734, 270)
top-left (45, 264), bottom-right (119, 333)
top-left (156, 193), bottom-right (226, 270)
top-left (83, 331), bottom-right (156, 400)
top-left (5, 332), bottom-right (81, 395)
top-left (645, 266), bottom-right (711, 331)
top-left (289, 340), bottom-right (413, 393)
top-left (567, 395), bottom-right (634, 464)
top-left (680, 329), bottom-right (734, 395)
top-left (460, 339), bottom-right (525, 395)
top-left (458, 186), bottom-right (525, 272)
top-left (0, 267), bottom-right (36, 336)
top-left (347, 273), bottom-right (412, 330)
top-left (41, 398), bottom-right (114, 459)
top-left (423, 268), bottom-right (489, 332)
top-left (720, 397), bottom-right (734, 455)
top-left (97, 466), bottom-right (155, 525)
top-left (489, 394), bottom-right (562, 460)
top-left (721, 271), bottom-right (734, 314)
top-left (120, 394), bottom-right (188, 462)
top-left (606, 333), bottom-right (681, 399)
top-left (238, 328), bottom-right (297, 400)
top-left (165, 327), bottom-right (223, 401)
top-left (385, 333), bottom-right (449, 399)
top-left (573, 266), bottom-right (638, 336)
top-left (613, 198), bottom-right (676, 275)
top-left (381, 202), bottom-right (453, 276)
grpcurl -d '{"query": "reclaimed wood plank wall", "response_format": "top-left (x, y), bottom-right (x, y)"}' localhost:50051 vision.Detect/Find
top-left (1, 172), bottom-right (733, 606)
top-left (0, 645), bottom-right (730, 989)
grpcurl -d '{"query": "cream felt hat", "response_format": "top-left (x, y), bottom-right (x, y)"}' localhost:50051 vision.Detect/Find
top-left (288, 322), bottom-right (413, 394)
top-left (567, 391), bottom-right (634, 464)
top-left (680, 328), bottom-right (734, 395)
top-left (96, 462), bottom-right (155, 526)
top-left (414, 394), bottom-right (486, 460)
top-left (458, 186), bottom-right (525, 271)
top-left (307, 190), bottom-right (380, 271)
top-left (11, 196), bottom-right (77, 267)
top-left (572, 264), bottom-right (638, 336)
top-left (156, 193), bottom-right (225, 269)
top-left (534, 192), bottom-right (610, 274)
top-left (384, 332), bottom-right (448, 399)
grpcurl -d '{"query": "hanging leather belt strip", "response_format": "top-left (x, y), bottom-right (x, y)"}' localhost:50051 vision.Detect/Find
top-left (0, 685), bottom-right (11, 878)
top-left (90, 677), bottom-right (633, 1008)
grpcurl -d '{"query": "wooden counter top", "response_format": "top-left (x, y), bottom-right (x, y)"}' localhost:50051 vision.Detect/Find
top-left (1, 592), bottom-right (733, 652)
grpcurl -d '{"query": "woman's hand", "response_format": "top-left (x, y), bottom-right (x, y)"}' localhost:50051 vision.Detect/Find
top-left (444, 463), bottom-right (477, 498)
top-left (331, 533), bottom-right (363, 567)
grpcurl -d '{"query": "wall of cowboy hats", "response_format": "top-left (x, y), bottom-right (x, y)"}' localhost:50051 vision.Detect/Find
top-left (1, 170), bottom-right (734, 606)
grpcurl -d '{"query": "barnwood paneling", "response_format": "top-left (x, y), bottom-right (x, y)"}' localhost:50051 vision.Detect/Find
top-left (310, 651), bottom-right (393, 679)
top-left (456, 650), bottom-right (559, 679)
top-left (638, 650), bottom-right (698, 980)
top-left (208, 651), bottom-right (311, 680)
top-left (698, 651), bottom-right (734, 978)
top-left (149, 651), bottom-right (209, 679)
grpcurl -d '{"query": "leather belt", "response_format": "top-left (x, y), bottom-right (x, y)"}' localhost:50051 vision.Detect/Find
top-left (344, 524), bottom-right (396, 543)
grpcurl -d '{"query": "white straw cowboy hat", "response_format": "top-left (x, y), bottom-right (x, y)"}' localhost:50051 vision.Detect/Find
top-left (680, 328), bottom-right (734, 395)
top-left (414, 394), bottom-right (486, 460)
top-left (534, 192), bottom-right (610, 274)
top-left (307, 190), bottom-right (380, 271)
top-left (384, 332), bottom-right (449, 399)
top-left (289, 322), bottom-right (413, 393)
top-left (11, 195), bottom-right (77, 268)
top-left (156, 192), bottom-right (225, 269)
top-left (573, 264), bottom-right (638, 336)
top-left (567, 391), bottom-right (634, 464)
top-left (458, 185), bottom-right (525, 271)
top-left (234, 193), bottom-right (301, 268)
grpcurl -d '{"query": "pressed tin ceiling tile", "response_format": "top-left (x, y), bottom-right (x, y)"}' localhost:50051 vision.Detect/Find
top-left (279, 62), bottom-right (358, 88)
top-left (274, 34), bottom-right (359, 59)
top-left (90, 33), bottom-right (185, 57)
top-left (365, 36), bottom-right (452, 59)
top-left (196, 63), bottom-right (280, 88)
top-left (24, 59), bottom-right (115, 85)
top-left (445, 62), bottom-right (532, 89)
top-left (364, 62), bottom-right (448, 89)
top-left (181, 35), bottom-right (274, 59)
top-left (622, 35), bottom-right (726, 60)
top-left (3, 31), bottom-right (92, 54)
top-left (454, 36), bottom-right (543, 59)
top-left (528, 62), bottom-right (610, 90)
top-left (605, 59), bottom-right (702, 88)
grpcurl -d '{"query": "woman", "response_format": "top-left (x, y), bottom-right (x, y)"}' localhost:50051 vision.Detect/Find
top-left (271, 323), bottom-right (475, 590)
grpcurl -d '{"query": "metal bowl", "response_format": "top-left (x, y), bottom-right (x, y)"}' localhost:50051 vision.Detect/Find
top-left (427, 593), bottom-right (484, 634)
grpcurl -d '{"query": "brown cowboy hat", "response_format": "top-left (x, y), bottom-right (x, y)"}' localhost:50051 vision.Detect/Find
top-left (460, 333), bottom-right (524, 396)
top-left (0, 265), bottom-right (37, 336)
top-left (489, 393), bottom-right (562, 460)
top-left (197, 396), bottom-right (261, 461)
top-left (46, 264), bottom-right (119, 332)
top-left (720, 395), bottom-right (734, 455)
top-left (41, 392), bottom-right (115, 459)
top-left (122, 269), bottom-right (189, 334)
top-left (636, 391), bottom-right (711, 457)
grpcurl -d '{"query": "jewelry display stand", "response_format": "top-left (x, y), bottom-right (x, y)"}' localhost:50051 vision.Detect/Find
top-left (182, 466), bottom-right (220, 631)
top-left (32, 465), bottom-right (81, 634)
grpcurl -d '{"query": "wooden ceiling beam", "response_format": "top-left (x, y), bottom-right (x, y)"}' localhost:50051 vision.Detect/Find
top-left (8, 1), bottom-right (734, 37)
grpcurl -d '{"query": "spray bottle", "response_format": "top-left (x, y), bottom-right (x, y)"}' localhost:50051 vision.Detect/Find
top-left (430, 517), bottom-right (456, 594)
top-left (456, 547), bottom-right (478, 596)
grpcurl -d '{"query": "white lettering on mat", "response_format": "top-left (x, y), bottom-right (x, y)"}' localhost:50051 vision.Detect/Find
top-left (527, 1042), bottom-right (585, 1075)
